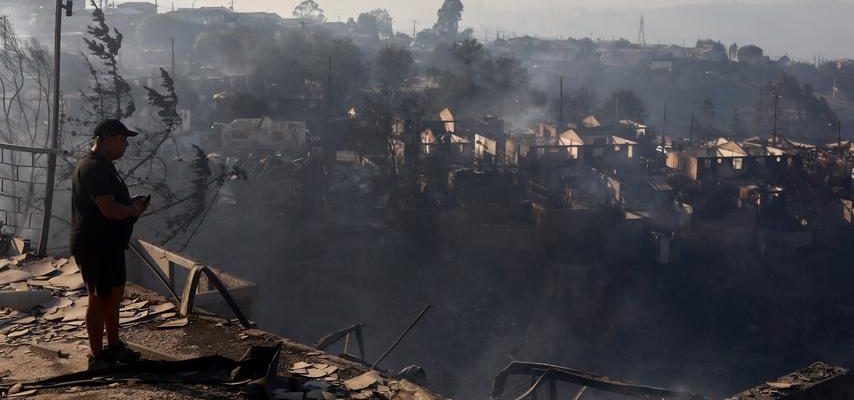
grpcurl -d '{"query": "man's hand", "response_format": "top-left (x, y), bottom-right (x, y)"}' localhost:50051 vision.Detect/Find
top-left (132, 197), bottom-right (149, 217)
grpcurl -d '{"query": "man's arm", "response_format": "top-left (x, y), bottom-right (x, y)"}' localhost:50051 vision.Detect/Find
top-left (94, 195), bottom-right (141, 220)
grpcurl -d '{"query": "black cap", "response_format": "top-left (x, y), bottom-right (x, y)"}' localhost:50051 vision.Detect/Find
top-left (93, 119), bottom-right (138, 138)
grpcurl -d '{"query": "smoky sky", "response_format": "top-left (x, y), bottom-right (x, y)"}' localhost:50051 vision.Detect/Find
top-left (117, 0), bottom-right (854, 58)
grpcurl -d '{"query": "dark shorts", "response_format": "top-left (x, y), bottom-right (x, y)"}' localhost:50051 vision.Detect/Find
top-left (73, 249), bottom-right (126, 297)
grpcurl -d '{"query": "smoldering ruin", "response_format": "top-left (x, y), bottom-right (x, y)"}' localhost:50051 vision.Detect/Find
top-left (1, 0), bottom-right (854, 399)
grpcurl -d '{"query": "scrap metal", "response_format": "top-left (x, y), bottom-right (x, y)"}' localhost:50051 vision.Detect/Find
top-left (492, 361), bottom-right (706, 400)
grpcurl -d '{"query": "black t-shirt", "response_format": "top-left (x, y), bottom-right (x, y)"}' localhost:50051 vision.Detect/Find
top-left (70, 152), bottom-right (134, 252)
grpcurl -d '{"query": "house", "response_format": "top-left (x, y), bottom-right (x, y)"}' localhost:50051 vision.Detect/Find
top-left (666, 138), bottom-right (793, 182)
top-left (695, 46), bottom-right (727, 62)
top-left (166, 7), bottom-right (235, 26)
top-left (113, 1), bottom-right (157, 14)
top-left (236, 12), bottom-right (283, 26)
top-left (420, 128), bottom-right (473, 166)
top-left (649, 60), bottom-right (673, 72)
top-left (654, 45), bottom-right (692, 60)
top-left (618, 120), bottom-right (648, 139)
top-left (221, 116), bottom-right (306, 154)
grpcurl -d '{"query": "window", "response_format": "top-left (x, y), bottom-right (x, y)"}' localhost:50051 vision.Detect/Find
top-left (704, 159), bottom-right (712, 168)
top-left (627, 146), bottom-right (633, 159)
top-left (733, 158), bottom-right (743, 170)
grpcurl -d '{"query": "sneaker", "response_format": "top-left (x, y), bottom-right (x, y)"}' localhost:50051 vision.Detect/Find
top-left (106, 341), bottom-right (141, 364)
top-left (88, 352), bottom-right (116, 371)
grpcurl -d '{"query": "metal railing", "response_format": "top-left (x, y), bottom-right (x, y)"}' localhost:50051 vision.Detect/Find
top-left (126, 238), bottom-right (257, 328)
top-left (0, 142), bottom-right (67, 253)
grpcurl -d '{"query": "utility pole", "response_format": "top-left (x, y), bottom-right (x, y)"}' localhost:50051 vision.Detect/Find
top-left (170, 37), bottom-right (175, 76)
top-left (689, 113), bottom-right (694, 144)
top-left (772, 89), bottom-right (779, 143)
top-left (41, 0), bottom-right (73, 256)
top-left (558, 76), bottom-right (564, 131)
top-left (662, 103), bottom-right (667, 148)
top-left (411, 20), bottom-right (418, 39)
top-left (327, 55), bottom-right (332, 118)
top-left (838, 120), bottom-right (843, 152)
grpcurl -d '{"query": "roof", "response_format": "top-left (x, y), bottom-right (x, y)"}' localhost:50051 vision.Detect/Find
top-left (116, 1), bottom-right (157, 8)
top-left (227, 118), bottom-right (264, 130)
top-left (611, 136), bottom-right (638, 145)
top-left (581, 115), bottom-right (601, 128)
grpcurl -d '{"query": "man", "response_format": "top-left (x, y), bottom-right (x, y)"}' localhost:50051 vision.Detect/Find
top-left (70, 119), bottom-right (149, 370)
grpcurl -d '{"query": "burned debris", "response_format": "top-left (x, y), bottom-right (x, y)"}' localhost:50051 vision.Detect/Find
top-left (491, 361), bottom-right (706, 400)
top-left (727, 362), bottom-right (854, 400)
top-left (0, 239), bottom-right (446, 399)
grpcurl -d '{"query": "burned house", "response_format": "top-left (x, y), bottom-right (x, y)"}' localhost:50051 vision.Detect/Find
top-left (418, 108), bottom-right (512, 169)
top-left (221, 116), bottom-right (306, 155)
top-left (665, 138), bottom-right (794, 183)
top-left (420, 108), bottom-right (474, 167)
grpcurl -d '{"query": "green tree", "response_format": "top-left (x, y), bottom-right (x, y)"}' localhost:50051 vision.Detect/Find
top-left (434, 0), bottom-right (464, 39)
top-left (293, 0), bottom-right (326, 22)
top-left (737, 45), bottom-right (763, 61)
top-left (367, 9), bottom-right (393, 39)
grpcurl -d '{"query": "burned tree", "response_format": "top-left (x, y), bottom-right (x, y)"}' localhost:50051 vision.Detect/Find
top-left (79, 0), bottom-right (135, 125)
top-left (62, 2), bottom-right (244, 248)
top-left (0, 17), bottom-right (55, 239)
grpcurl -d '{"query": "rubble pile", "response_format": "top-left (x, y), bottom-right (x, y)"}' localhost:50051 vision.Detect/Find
top-left (0, 255), bottom-right (183, 350)
top-left (276, 361), bottom-right (403, 400)
top-left (727, 362), bottom-right (850, 399)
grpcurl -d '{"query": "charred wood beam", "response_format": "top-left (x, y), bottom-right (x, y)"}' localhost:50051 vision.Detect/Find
top-left (491, 361), bottom-right (706, 400)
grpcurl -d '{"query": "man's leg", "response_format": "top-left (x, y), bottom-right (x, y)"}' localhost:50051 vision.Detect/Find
top-left (104, 286), bottom-right (124, 347)
top-left (85, 291), bottom-right (107, 356)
